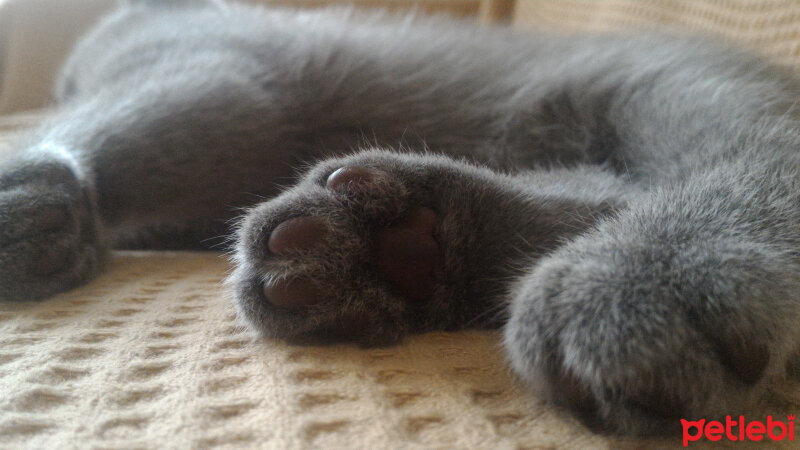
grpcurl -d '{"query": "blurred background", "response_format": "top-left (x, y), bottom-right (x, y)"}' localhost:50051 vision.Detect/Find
top-left (1, 0), bottom-right (800, 115)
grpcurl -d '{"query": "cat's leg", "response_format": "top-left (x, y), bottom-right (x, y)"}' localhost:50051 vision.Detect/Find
top-left (0, 55), bottom-right (255, 300)
top-left (0, 75), bottom-right (307, 301)
top-left (504, 163), bottom-right (800, 434)
top-left (231, 149), bottom-right (629, 346)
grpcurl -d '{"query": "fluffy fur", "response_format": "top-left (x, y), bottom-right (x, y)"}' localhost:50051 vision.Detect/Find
top-left (3, 0), bottom-right (800, 435)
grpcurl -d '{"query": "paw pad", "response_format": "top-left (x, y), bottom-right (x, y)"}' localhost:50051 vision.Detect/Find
top-left (326, 166), bottom-right (376, 191)
top-left (262, 278), bottom-right (326, 308)
top-left (375, 206), bottom-right (442, 303)
top-left (267, 216), bottom-right (328, 255)
top-left (264, 216), bottom-right (329, 308)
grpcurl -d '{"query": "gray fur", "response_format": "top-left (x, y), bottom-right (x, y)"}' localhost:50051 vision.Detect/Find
top-left (3, 0), bottom-right (800, 435)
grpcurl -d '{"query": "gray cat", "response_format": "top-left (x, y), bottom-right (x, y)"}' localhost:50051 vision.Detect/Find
top-left (3, 0), bottom-right (800, 435)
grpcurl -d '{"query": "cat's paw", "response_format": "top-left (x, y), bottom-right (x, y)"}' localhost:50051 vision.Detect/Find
top-left (504, 223), bottom-right (798, 435)
top-left (0, 160), bottom-right (105, 301)
top-left (230, 150), bottom-right (518, 346)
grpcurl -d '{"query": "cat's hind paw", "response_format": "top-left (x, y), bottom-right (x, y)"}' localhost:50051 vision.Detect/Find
top-left (230, 151), bottom-right (454, 346)
top-left (0, 160), bottom-right (105, 301)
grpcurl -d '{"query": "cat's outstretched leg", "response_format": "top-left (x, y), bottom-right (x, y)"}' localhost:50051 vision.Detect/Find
top-left (504, 163), bottom-right (800, 434)
top-left (0, 75), bottom-right (295, 300)
top-left (0, 149), bottom-right (105, 301)
top-left (231, 149), bottom-right (628, 346)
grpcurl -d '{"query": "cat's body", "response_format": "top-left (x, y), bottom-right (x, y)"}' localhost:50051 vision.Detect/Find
top-left (3, 0), bottom-right (800, 435)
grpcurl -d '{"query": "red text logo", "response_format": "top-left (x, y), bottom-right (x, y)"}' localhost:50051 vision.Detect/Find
top-left (681, 415), bottom-right (795, 446)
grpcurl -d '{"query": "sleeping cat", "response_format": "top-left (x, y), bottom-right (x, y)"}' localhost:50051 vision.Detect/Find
top-left (3, 0), bottom-right (800, 435)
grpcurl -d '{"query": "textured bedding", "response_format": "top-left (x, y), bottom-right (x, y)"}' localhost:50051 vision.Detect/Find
top-left (1, 250), bottom-right (620, 449)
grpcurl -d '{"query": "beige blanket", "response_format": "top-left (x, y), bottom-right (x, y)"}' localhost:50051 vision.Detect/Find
top-left (2, 250), bottom-right (630, 449)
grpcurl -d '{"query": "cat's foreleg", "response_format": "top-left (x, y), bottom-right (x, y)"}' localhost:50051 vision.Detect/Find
top-left (230, 149), bottom-right (629, 346)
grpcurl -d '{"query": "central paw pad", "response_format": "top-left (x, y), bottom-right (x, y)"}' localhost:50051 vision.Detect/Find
top-left (374, 206), bottom-right (442, 303)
